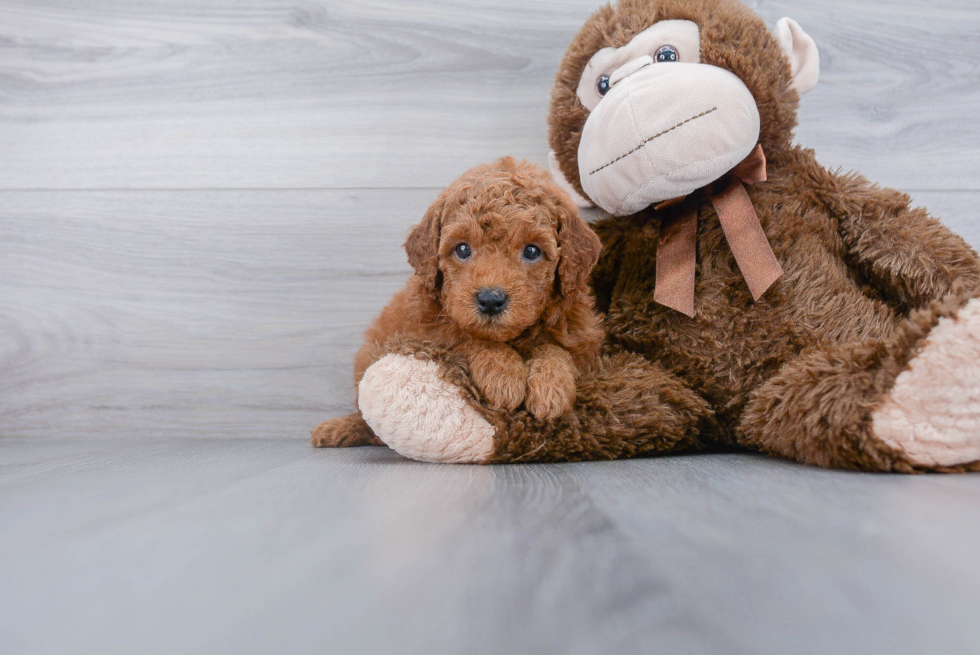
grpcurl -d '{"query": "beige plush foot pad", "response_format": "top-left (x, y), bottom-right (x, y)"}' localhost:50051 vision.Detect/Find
top-left (873, 298), bottom-right (980, 468)
top-left (358, 354), bottom-right (496, 464)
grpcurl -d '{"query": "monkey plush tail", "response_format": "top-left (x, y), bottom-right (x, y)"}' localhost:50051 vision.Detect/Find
top-left (311, 412), bottom-right (384, 448)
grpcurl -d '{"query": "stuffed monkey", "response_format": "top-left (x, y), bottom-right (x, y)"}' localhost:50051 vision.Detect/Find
top-left (354, 0), bottom-right (980, 471)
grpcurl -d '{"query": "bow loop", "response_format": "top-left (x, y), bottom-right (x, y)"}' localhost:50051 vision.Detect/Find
top-left (730, 144), bottom-right (767, 185)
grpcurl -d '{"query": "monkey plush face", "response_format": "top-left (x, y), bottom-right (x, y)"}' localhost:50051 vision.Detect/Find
top-left (548, 0), bottom-right (819, 216)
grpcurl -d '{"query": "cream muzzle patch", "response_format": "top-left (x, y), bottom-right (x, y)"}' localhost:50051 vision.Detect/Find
top-left (577, 58), bottom-right (762, 216)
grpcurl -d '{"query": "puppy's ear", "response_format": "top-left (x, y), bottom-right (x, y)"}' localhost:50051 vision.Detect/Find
top-left (556, 201), bottom-right (602, 298)
top-left (404, 192), bottom-right (446, 295)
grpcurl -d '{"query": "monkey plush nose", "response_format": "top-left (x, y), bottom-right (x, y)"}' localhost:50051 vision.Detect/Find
top-left (475, 288), bottom-right (509, 316)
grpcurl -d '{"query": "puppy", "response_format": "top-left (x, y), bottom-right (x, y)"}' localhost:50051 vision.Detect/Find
top-left (312, 157), bottom-right (603, 448)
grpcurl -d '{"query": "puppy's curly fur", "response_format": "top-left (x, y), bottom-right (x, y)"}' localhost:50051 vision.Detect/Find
top-left (312, 157), bottom-right (603, 448)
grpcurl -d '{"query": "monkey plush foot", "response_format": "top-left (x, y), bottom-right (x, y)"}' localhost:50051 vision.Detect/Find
top-left (873, 298), bottom-right (980, 468)
top-left (358, 354), bottom-right (496, 464)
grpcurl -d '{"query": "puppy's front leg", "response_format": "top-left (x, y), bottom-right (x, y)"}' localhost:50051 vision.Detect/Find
top-left (525, 344), bottom-right (576, 420)
top-left (457, 340), bottom-right (528, 411)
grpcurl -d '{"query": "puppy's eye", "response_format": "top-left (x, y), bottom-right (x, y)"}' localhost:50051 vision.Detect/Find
top-left (596, 75), bottom-right (611, 97)
top-left (522, 245), bottom-right (542, 262)
top-left (656, 45), bottom-right (678, 63)
top-left (454, 243), bottom-right (472, 260)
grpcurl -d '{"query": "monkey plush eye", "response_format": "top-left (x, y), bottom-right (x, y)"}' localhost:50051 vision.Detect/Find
top-left (522, 245), bottom-right (542, 262)
top-left (656, 45), bottom-right (679, 62)
top-left (596, 75), bottom-right (611, 96)
top-left (454, 243), bottom-right (472, 260)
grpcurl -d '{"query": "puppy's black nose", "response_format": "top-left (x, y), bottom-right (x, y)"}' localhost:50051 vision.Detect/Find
top-left (475, 288), bottom-right (508, 316)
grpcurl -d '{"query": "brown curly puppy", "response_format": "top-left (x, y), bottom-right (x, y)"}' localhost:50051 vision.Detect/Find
top-left (312, 157), bottom-right (603, 448)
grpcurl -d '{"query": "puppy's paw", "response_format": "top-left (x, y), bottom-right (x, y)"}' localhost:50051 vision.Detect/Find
top-left (474, 363), bottom-right (528, 411)
top-left (311, 413), bottom-right (383, 448)
top-left (468, 346), bottom-right (528, 411)
top-left (526, 354), bottom-right (576, 420)
top-left (311, 419), bottom-right (344, 447)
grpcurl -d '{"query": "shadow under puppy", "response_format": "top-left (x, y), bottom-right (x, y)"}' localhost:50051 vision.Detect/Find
top-left (312, 157), bottom-right (605, 450)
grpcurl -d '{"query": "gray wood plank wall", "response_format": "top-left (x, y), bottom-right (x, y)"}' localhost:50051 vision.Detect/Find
top-left (1, 0), bottom-right (979, 438)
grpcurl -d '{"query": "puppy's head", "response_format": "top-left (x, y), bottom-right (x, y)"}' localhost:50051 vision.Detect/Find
top-left (405, 157), bottom-right (601, 342)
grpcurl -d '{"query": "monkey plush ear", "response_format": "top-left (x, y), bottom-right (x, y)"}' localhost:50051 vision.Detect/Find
top-left (548, 150), bottom-right (594, 209)
top-left (404, 193), bottom-right (445, 295)
top-left (555, 202), bottom-right (602, 298)
top-left (774, 18), bottom-right (820, 95)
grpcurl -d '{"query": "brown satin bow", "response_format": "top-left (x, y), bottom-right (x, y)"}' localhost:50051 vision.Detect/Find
top-left (652, 144), bottom-right (783, 317)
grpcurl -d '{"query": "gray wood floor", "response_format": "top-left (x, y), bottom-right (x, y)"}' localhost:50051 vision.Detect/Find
top-left (2, 1), bottom-right (979, 653)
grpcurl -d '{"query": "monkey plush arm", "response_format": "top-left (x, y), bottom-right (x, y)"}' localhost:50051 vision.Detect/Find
top-left (829, 172), bottom-right (980, 309)
top-left (356, 337), bottom-right (714, 464)
top-left (488, 351), bottom-right (713, 463)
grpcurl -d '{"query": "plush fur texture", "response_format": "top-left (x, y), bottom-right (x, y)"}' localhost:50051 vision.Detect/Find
top-left (547, 0), bottom-right (980, 471)
top-left (355, 0), bottom-right (980, 471)
top-left (312, 157), bottom-right (606, 448)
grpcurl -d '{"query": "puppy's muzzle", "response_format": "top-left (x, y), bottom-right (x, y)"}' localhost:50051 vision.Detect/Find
top-left (475, 288), bottom-right (508, 317)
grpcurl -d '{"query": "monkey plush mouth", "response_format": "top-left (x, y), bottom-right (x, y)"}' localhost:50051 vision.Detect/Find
top-left (576, 61), bottom-right (761, 216)
top-left (589, 106), bottom-right (719, 176)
